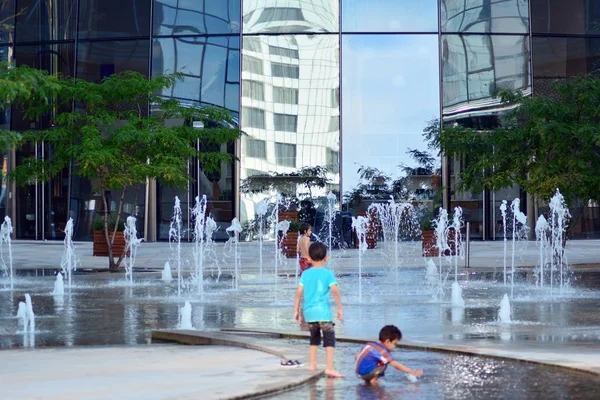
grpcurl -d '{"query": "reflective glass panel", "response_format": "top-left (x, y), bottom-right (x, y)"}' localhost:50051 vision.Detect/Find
top-left (0, 0), bottom-right (15, 43)
top-left (342, 35), bottom-right (440, 199)
top-left (531, 0), bottom-right (600, 34)
top-left (0, 46), bottom-right (9, 222)
top-left (77, 40), bottom-right (150, 82)
top-left (78, 0), bottom-right (150, 39)
top-left (154, 0), bottom-right (241, 36)
top-left (240, 34), bottom-right (340, 221)
top-left (342, 0), bottom-right (438, 33)
top-left (153, 36), bottom-right (240, 113)
top-left (15, 0), bottom-right (76, 42)
top-left (442, 0), bottom-right (529, 33)
top-left (533, 37), bottom-right (600, 80)
top-left (442, 34), bottom-right (531, 121)
top-left (243, 0), bottom-right (338, 34)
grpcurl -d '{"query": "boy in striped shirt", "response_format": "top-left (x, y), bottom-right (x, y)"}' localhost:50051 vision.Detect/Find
top-left (355, 325), bottom-right (423, 385)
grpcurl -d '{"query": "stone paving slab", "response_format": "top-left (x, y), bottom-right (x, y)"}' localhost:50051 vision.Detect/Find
top-left (221, 328), bottom-right (600, 376)
top-left (8, 239), bottom-right (600, 274)
top-left (0, 344), bottom-right (321, 400)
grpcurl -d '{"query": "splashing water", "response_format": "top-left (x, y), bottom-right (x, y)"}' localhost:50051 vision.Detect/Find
top-left (255, 199), bottom-right (268, 279)
top-left (162, 262), bottom-right (173, 282)
top-left (370, 197), bottom-right (420, 282)
top-left (352, 215), bottom-right (369, 304)
top-left (177, 301), bottom-right (194, 330)
top-left (510, 199), bottom-right (529, 297)
top-left (123, 216), bottom-right (143, 286)
top-left (1, 216), bottom-right (14, 290)
top-left (192, 196), bottom-right (208, 298)
top-left (60, 218), bottom-right (77, 287)
top-left (169, 196), bottom-right (183, 296)
top-left (451, 281), bottom-right (465, 308)
top-left (16, 294), bottom-right (35, 332)
top-left (226, 218), bottom-right (243, 290)
top-left (52, 273), bottom-right (65, 296)
top-left (451, 207), bottom-right (464, 281)
top-left (549, 189), bottom-right (571, 292)
top-left (535, 215), bottom-right (550, 288)
top-left (499, 200), bottom-right (508, 284)
top-left (498, 294), bottom-right (512, 324)
top-left (433, 208), bottom-right (449, 299)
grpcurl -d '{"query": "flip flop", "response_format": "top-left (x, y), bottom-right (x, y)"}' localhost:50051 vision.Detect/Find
top-left (280, 359), bottom-right (302, 367)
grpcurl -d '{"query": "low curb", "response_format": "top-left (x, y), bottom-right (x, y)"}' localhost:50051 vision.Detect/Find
top-left (151, 330), bottom-right (323, 400)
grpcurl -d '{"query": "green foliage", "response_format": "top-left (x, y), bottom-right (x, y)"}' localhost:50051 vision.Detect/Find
top-left (10, 71), bottom-right (240, 269)
top-left (240, 165), bottom-right (330, 198)
top-left (440, 76), bottom-right (600, 206)
top-left (93, 213), bottom-right (125, 232)
top-left (288, 220), bottom-right (301, 232)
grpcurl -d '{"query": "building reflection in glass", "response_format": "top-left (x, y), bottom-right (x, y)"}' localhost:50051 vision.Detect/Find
top-left (341, 35), bottom-right (440, 201)
top-left (240, 34), bottom-right (340, 222)
top-left (154, 0), bottom-right (241, 36)
top-left (243, 0), bottom-right (339, 34)
top-left (441, 0), bottom-right (529, 33)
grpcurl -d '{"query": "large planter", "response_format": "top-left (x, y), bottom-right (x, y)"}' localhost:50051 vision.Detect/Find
top-left (422, 230), bottom-right (438, 257)
top-left (93, 230), bottom-right (128, 257)
top-left (422, 229), bottom-right (457, 257)
top-left (282, 231), bottom-right (299, 258)
top-left (355, 211), bottom-right (378, 249)
top-left (278, 211), bottom-right (298, 222)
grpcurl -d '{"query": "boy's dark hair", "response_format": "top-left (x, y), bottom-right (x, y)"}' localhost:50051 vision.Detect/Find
top-left (299, 222), bottom-right (311, 235)
top-left (379, 325), bottom-right (402, 342)
top-left (308, 242), bottom-right (327, 262)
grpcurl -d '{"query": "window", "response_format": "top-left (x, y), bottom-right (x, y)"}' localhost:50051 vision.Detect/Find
top-left (329, 116), bottom-right (339, 132)
top-left (269, 45), bottom-right (299, 59)
top-left (78, 0), bottom-right (150, 39)
top-left (257, 8), bottom-right (305, 23)
top-left (273, 87), bottom-right (299, 104)
top-left (154, 0), bottom-right (241, 36)
top-left (326, 149), bottom-right (339, 174)
top-left (244, 37), bottom-right (262, 53)
top-left (274, 113), bottom-right (298, 132)
top-left (330, 88), bottom-right (339, 107)
top-left (275, 142), bottom-right (296, 167)
top-left (245, 138), bottom-right (267, 159)
top-left (242, 107), bottom-right (266, 129)
top-left (271, 62), bottom-right (299, 78)
top-left (242, 81), bottom-right (265, 101)
top-left (243, 55), bottom-right (264, 74)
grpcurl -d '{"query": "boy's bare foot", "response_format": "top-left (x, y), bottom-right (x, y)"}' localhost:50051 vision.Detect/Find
top-left (368, 377), bottom-right (379, 386)
top-left (325, 369), bottom-right (344, 378)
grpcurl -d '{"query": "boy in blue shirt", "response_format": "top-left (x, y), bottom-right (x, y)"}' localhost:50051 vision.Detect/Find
top-left (355, 325), bottom-right (423, 385)
top-left (294, 242), bottom-right (344, 378)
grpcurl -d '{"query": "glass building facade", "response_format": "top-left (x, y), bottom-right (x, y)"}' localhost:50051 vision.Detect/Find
top-left (2, 0), bottom-right (600, 240)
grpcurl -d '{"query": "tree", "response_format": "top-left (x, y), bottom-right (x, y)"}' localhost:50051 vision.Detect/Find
top-left (12, 71), bottom-right (241, 271)
top-left (440, 75), bottom-right (600, 223)
top-left (240, 166), bottom-right (330, 198)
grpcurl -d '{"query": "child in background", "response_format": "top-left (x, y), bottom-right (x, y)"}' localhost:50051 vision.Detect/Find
top-left (294, 242), bottom-right (344, 378)
top-left (297, 222), bottom-right (312, 276)
top-left (355, 325), bottom-right (423, 385)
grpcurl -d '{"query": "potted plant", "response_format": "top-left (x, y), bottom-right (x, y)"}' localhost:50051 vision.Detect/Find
top-left (282, 220), bottom-right (301, 258)
top-left (421, 218), bottom-right (438, 257)
top-left (93, 214), bottom-right (127, 257)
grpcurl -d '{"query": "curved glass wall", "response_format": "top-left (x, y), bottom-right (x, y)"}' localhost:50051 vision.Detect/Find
top-left (342, 0), bottom-right (438, 32)
top-left (243, 0), bottom-right (339, 34)
top-left (154, 0), bottom-right (241, 36)
top-left (441, 0), bottom-right (529, 33)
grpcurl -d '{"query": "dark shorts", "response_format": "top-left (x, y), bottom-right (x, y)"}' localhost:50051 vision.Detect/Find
top-left (358, 364), bottom-right (388, 381)
top-left (299, 258), bottom-right (312, 276)
top-left (308, 321), bottom-right (335, 347)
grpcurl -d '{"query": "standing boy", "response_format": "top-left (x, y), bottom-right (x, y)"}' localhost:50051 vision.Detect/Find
top-left (296, 222), bottom-right (312, 276)
top-left (355, 325), bottom-right (423, 385)
top-left (293, 242), bottom-right (344, 378)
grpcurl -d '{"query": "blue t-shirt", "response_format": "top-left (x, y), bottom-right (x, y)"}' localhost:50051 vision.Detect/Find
top-left (298, 267), bottom-right (338, 322)
top-left (355, 342), bottom-right (393, 376)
